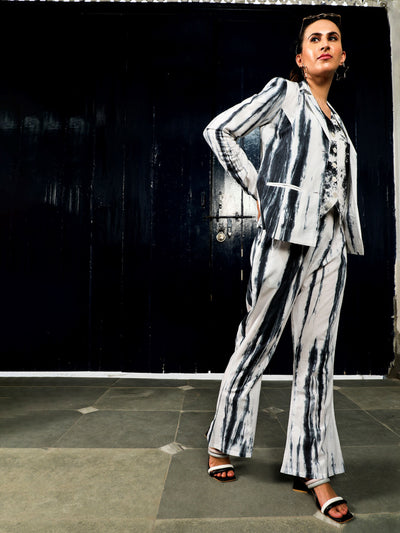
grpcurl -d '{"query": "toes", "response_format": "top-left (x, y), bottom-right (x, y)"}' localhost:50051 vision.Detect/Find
top-left (328, 508), bottom-right (343, 519)
top-left (213, 470), bottom-right (234, 479)
top-left (336, 503), bottom-right (348, 515)
top-left (208, 454), bottom-right (235, 481)
top-left (328, 504), bottom-right (348, 519)
top-left (338, 504), bottom-right (349, 516)
top-left (213, 469), bottom-right (234, 479)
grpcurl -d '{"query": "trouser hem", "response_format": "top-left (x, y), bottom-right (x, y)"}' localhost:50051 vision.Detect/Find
top-left (207, 440), bottom-right (253, 459)
top-left (280, 466), bottom-right (346, 479)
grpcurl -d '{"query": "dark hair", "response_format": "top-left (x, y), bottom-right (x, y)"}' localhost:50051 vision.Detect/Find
top-left (289, 13), bottom-right (342, 82)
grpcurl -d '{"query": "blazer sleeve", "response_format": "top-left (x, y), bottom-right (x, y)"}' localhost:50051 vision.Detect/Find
top-left (203, 77), bottom-right (288, 199)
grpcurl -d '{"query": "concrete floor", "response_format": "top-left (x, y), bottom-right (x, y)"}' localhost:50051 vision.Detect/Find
top-left (0, 376), bottom-right (399, 532)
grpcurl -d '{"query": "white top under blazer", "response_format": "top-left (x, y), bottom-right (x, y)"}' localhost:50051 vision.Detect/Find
top-left (203, 77), bottom-right (364, 255)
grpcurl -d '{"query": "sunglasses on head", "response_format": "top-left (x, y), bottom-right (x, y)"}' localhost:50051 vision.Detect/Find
top-left (300, 13), bottom-right (341, 35)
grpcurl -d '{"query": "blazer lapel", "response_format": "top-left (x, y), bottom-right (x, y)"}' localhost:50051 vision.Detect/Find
top-left (329, 106), bottom-right (356, 151)
top-left (300, 81), bottom-right (332, 140)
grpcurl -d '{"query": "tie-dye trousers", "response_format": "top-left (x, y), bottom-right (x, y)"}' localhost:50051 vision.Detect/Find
top-left (207, 209), bottom-right (347, 479)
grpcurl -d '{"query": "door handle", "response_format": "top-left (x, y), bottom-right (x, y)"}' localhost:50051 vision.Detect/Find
top-left (216, 230), bottom-right (226, 243)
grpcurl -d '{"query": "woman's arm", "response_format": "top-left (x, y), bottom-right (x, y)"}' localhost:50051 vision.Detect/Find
top-left (203, 77), bottom-right (288, 199)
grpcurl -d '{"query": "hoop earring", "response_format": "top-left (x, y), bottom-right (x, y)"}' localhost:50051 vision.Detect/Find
top-left (336, 62), bottom-right (349, 81)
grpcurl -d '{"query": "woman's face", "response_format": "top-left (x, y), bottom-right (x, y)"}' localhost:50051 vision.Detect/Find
top-left (296, 19), bottom-right (346, 80)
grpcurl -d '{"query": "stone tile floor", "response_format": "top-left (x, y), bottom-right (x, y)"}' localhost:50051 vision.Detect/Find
top-left (0, 376), bottom-right (399, 532)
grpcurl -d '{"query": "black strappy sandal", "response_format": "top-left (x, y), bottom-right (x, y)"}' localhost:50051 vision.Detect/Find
top-left (293, 477), bottom-right (354, 524)
top-left (207, 448), bottom-right (237, 483)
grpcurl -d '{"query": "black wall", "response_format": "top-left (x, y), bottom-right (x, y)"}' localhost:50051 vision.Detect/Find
top-left (0, 3), bottom-right (394, 374)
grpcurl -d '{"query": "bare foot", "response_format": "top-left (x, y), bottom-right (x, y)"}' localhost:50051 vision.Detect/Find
top-left (208, 448), bottom-right (235, 480)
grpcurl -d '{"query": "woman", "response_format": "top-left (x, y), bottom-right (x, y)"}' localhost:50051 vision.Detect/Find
top-left (203, 13), bottom-right (363, 524)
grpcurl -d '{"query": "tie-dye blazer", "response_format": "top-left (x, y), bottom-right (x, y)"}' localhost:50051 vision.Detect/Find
top-left (203, 77), bottom-right (364, 255)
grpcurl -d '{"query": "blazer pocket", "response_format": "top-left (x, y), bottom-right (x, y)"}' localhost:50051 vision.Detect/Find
top-left (265, 182), bottom-right (301, 192)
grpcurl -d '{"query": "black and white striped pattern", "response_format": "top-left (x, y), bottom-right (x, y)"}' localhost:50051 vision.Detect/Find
top-left (207, 210), bottom-right (347, 478)
top-left (203, 77), bottom-right (363, 255)
top-left (204, 77), bottom-right (364, 479)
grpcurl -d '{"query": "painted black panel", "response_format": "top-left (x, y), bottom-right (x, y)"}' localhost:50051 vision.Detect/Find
top-left (0, 3), bottom-right (394, 374)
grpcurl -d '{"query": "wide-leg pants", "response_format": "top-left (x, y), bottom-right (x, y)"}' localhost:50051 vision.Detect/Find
top-left (207, 209), bottom-right (347, 479)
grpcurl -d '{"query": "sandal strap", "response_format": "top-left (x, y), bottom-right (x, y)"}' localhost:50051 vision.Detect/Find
top-left (208, 464), bottom-right (234, 474)
top-left (208, 448), bottom-right (229, 459)
top-left (321, 496), bottom-right (347, 515)
top-left (306, 477), bottom-right (330, 490)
